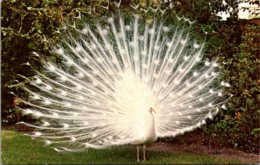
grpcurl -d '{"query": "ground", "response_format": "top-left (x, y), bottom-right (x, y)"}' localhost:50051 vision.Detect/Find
top-left (148, 142), bottom-right (259, 164)
top-left (2, 125), bottom-right (259, 164)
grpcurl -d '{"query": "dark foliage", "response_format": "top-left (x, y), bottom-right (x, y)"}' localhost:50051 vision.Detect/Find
top-left (2, 0), bottom-right (259, 153)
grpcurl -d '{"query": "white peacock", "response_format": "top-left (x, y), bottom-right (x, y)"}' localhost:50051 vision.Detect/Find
top-left (17, 13), bottom-right (229, 161)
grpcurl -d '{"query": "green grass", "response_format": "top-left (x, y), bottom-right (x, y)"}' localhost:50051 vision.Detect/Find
top-left (2, 130), bottom-right (243, 164)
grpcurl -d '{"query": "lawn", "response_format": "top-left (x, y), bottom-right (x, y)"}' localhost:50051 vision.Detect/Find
top-left (2, 130), bottom-right (243, 164)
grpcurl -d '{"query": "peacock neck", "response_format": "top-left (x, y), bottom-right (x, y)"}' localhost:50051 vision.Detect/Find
top-left (142, 109), bottom-right (156, 143)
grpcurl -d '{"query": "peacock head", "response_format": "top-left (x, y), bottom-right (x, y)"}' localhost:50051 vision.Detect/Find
top-left (149, 108), bottom-right (156, 113)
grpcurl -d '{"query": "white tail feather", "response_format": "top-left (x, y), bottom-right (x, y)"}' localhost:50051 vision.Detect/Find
top-left (17, 13), bottom-right (229, 152)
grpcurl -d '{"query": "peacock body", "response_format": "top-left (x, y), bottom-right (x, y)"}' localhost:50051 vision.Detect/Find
top-left (17, 12), bottom-right (229, 161)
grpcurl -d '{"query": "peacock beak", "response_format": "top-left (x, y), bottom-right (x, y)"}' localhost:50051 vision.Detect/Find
top-left (149, 108), bottom-right (156, 113)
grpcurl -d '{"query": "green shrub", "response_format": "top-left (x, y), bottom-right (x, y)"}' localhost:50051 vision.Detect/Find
top-left (2, 0), bottom-right (259, 153)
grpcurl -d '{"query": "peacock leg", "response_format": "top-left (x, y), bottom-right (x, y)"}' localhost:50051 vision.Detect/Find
top-left (136, 145), bottom-right (140, 162)
top-left (142, 144), bottom-right (146, 161)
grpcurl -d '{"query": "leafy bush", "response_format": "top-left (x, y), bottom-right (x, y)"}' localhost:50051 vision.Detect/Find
top-left (2, 0), bottom-right (259, 153)
top-left (2, 0), bottom-right (96, 124)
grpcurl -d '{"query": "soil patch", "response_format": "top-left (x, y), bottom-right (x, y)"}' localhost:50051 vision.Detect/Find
top-left (148, 142), bottom-right (259, 163)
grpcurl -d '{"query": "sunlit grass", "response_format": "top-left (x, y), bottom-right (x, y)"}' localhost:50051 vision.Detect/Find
top-left (2, 130), bottom-right (243, 164)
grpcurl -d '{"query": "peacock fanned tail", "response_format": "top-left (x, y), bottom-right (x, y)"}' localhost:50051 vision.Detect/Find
top-left (16, 13), bottom-right (230, 152)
